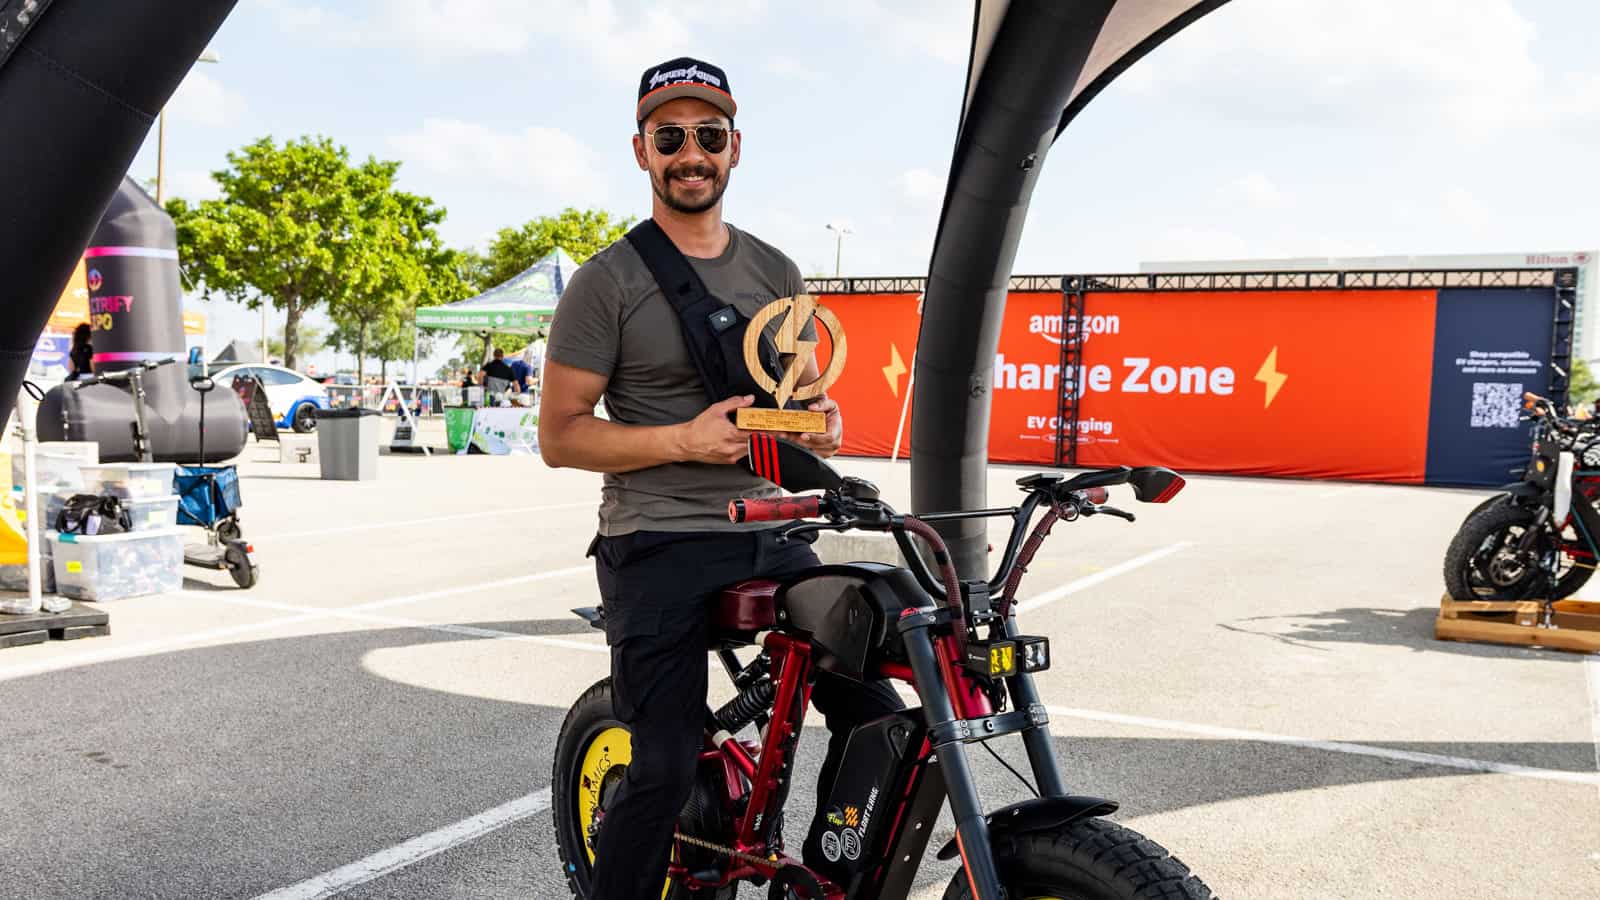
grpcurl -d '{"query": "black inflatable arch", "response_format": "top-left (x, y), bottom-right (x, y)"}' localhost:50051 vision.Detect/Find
top-left (916, 0), bottom-right (1229, 574)
top-left (0, 0), bottom-right (1226, 554)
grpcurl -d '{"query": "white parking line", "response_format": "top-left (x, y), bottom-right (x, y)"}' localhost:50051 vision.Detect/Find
top-left (0, 565), bottom-right (594, 682)
top-left (251, 789), bottom-right (552, 900)
top-left (0, 611), bottom-right (328, 683)
top-left (251, 502), bottom-right (594, 541)
top-left (1015, 542), bottom-right (1190, 614)
top-left (1045, 705), bottom-right (1600, 787)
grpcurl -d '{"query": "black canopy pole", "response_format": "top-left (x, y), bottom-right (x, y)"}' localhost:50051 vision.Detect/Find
top-left (911, 0), bottom-right (1115, 575)
top-left (0, 0), bottom-right (239, 426)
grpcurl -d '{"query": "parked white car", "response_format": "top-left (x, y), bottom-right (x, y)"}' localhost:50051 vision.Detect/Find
top-left (203, 363), bottom-right (329, 432)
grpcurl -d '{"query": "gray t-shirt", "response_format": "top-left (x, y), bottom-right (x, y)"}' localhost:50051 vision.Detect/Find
top-left (547, 223), bottom-right (809, 535)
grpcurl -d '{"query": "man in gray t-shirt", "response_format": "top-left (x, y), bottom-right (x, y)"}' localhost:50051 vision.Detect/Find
top-left (540, 56), bottom-right (900, 900)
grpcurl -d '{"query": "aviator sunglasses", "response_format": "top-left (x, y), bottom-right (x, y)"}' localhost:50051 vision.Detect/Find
top-left (645, 123), bottom-right (732, 155)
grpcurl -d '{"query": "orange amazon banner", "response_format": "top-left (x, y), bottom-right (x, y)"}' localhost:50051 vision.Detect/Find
top-left (813, 289), bottom-right (1439, 483)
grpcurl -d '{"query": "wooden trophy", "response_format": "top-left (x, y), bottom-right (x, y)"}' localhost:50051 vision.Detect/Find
top-left (734, 294), bottom-right (848, 434)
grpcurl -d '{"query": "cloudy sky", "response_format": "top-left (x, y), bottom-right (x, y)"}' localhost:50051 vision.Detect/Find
top-left (136, 0), bottom-right (1600, 375)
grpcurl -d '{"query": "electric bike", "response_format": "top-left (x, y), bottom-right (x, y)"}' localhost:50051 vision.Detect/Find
top-left (1444, 392), bottom-right (1600, 603)
top-left (554, 434), bottom-right (1211, 899)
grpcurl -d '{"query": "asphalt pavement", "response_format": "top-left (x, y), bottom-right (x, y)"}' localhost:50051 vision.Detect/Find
top-left (1, 423), bottom-right (1597, 899)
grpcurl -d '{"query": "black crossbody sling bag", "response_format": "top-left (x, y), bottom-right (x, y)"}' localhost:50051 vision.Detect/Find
top-left (623, 220), bottom-right (799, 410)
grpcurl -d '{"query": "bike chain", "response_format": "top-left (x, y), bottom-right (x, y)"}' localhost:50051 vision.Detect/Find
top-left (674, 831), bottom-right (777, 868)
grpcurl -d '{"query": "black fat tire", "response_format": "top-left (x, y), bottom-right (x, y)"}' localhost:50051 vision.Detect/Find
top-left (292, 403), bottom-right (317, 433)
top-left (552, 678), bottom-right (734, 900)
top-left (1443, 498), bottom-right (1593, 601)
top-left (941, 818), bottom-right (1213, 900)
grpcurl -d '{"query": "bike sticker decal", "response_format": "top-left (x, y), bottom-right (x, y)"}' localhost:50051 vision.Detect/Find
top-left (841, 827), bottom-right (861, 861)
top-left (821, 830), bottom-right (841, 862)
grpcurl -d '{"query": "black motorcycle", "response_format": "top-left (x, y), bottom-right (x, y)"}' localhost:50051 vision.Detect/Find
top-left (1443, 392), bottom-right (1600, 601)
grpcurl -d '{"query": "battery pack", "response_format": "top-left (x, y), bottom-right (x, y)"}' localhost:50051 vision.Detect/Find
top-left (803, 710), bottom-right (924, 885)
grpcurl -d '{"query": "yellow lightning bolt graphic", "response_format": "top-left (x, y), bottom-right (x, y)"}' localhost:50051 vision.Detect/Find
top-left (883, 343), bottom-right (907, 397)
top-left (1254, 346), bottom-right (1287, 409)
top-left (772, 294), bottom-right (818, 408)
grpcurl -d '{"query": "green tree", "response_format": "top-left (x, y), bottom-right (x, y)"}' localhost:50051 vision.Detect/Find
top-left (1570, 358), bottom-right (1598, 408)
top-left (266, 323), bottom-right (324, 363)
top-left (471, 207), bottom-right (633, 290)
top-left (455, 207), bottom-right (633, 362)
top-left (324, 188), bottom-right (469, 386)
top-left (169, 135), bottom-right (455, 370)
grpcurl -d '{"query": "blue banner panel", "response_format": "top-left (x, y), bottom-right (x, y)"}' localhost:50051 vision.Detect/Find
top-left (1424, 288), bottom-right (1556, 486)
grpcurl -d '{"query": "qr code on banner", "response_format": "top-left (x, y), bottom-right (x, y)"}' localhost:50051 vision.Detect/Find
top-left (1471, 382), bottom-right (1523, 428)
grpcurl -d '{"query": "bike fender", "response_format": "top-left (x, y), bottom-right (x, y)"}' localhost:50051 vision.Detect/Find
top-left (1500, 483), bottom-right (1542, 502)
top-left (933, 795), bottom-right (1117, 861)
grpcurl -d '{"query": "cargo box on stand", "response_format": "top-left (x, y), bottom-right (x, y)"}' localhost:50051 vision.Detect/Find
top-left (49, 528), bottom-right (183, 601)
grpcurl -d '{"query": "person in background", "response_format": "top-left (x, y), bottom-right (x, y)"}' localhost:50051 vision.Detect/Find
top-left (508, 349), bottom-right (534, 394)
top-left (479, 347), bottom-right (516, 394)
top-left (68, 323), bottom-right (93, 380)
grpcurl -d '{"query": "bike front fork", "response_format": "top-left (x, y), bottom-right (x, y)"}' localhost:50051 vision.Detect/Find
top-left (898, 611), bottom-right (1064, 900)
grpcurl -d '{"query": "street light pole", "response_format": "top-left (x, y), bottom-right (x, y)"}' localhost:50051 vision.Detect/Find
top-left (155, 47), bottom-right (221, 206)
top-left (825, 222), bottom-right (853, 277)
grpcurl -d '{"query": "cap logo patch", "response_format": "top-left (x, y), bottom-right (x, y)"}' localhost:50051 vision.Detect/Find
top-left (649, 64), bottom-right (722, 90)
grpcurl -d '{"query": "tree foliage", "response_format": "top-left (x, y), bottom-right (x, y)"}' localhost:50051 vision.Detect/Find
top-left (1570, 358), bottom-right (1598, 408)
top-left (454, 207), bottom-right (634, 362)
top-left (469, 207), bottom-right (633, 291)
top-left (169, 135), bottom-right (465, 371)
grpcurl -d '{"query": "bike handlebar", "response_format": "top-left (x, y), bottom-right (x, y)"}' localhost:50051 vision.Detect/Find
top-left (729, 496), bottom-right (823, 524)
top-left (73, 357), bottom-right (178, 387)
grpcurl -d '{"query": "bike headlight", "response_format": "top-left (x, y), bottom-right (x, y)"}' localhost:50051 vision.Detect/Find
top-left (1018, 635), bottom-right (1050, 672)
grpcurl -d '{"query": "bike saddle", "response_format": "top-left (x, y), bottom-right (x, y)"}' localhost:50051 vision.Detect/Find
top-left (710, 579), bottom-right (780, 646)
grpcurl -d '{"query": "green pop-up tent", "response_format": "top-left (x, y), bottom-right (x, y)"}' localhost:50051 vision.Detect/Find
top-left (417, 247), bottom-right (579, 336)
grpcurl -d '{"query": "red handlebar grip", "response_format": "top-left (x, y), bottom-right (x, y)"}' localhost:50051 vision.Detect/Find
top-left (729, 496), bottom-right (821, 523)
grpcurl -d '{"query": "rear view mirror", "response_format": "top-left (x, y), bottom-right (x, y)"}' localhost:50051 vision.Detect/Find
top-left (1128, 467), bottom-right (1185, 503)
top-left (740, 433), bottom-right (844, 493)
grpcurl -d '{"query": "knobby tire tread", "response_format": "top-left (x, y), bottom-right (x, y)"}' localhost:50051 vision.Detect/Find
top-left (942, 817), bottom-right (1213, 900)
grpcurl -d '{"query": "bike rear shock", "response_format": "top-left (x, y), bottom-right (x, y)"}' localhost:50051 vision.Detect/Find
top-left (713, 678), bottom-right (775, 734)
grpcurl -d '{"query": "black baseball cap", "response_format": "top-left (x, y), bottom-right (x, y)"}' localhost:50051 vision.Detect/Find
top-left (636, 57), bottom-right (737, 124)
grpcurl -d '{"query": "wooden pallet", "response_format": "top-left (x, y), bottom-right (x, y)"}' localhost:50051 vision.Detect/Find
top-left (1434, 594), bottom-right (1600, 654)
top-left (0, 602), bottom-right (109, 650)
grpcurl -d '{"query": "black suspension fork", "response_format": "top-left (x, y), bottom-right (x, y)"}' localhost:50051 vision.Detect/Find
top-left (1001, 616), bottom-right (1065, 798)
top-left (898, 610), bottom-right (1005, 900)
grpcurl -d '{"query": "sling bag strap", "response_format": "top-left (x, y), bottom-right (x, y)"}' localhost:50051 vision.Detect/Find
top-left (624, 218), bottom-right (746, 405)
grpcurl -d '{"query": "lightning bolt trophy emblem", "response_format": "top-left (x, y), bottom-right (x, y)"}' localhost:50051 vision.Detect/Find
top-left (736, 294), bottom-right (849, 433)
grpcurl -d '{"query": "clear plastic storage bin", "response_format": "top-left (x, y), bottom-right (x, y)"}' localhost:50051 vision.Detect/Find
top-left (11, 452), bottom-right (89, 493)
top-left (78, 463), bottom-right (178, 500)
top-left (49, 527), bottom-right (183, 601)
top-left (41, 490), bottom-right (181, 533)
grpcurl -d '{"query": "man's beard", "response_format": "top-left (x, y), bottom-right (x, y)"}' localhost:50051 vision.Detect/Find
top-left (652, 163), bottom-right (729, 214)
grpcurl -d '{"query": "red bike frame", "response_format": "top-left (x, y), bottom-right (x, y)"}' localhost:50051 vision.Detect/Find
top-left (666, 611), bottom-right (995, 898)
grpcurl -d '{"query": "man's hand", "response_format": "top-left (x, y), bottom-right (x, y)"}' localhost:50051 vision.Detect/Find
top-left (797, 395), bottom-right (843, 457)
top-left (677, 395), bottom-right (756, 464)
